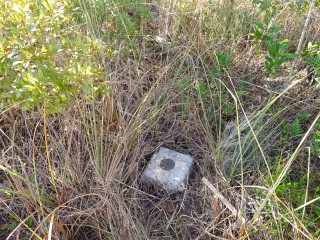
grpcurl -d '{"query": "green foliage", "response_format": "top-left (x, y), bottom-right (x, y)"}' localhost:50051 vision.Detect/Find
top-left (249, 1), bottom-right (298, 78)
top-left (281, 114), bottom-right (306, 140)
top-left (196, 51), bottom-right (232, 100)
top-left (301, 41), bottom-right (320, 82)
top-left (289, 113), bottom-right (320, 158)
top-left (267, 112), bottom-right (320, 236)
top-left (26, 216), bottom-right (33, 227)
top-left (308, 118), bottom-right (320, 158)
top-left (255, 155), bottom-right (320, 237)
top-left (212, 51), bottom-right (232, 74)
top-left (7, 222), bottom-right (18, 232)
top-left (281, 113), bottom-right (320, 158)
top-left (0, 0), bottom-right (109, 114)
top-left (272, 170), bottom-right (320, 237)
top-left (236, 79), bottom-right (249, 101)
top-left (290, 117), bottom-right (302, 137)
top-left (309, 130), bottom-right (320, 157)
top-left (264, 39), bottom-right (297, 77)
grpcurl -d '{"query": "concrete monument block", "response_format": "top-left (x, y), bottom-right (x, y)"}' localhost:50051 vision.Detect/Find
top-left (142, 147), bottom-right (193, 191)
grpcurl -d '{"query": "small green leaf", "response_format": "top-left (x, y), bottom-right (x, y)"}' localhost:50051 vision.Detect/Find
top-left (282, 53), bottom-right (298, 58)
top-left (269, 52), bottom-right (276, 61)
top-left (260, 2), bottom-right (272, 10)
top-left (279, 39), bottom-right (289, 52)
top-left (264, 10), bottom-right (271, 26)
top-left (269, 27), bottom-right (283, 32)
top-left (307, 58), bottom-right (319, 66)
top-left (279, 59), bottom-right (288, 65)
top-left (300, 51), bottom-right (309, 57)
top-left (267, 46), bottom-right (278, 55)
top-left (237, 90), bottom-right (246, 96)
top-left (254, 21), bottom-right (264, 29)
top-left (274, 42), bottom-right (279, 53)
top-left (265, 56), bottom-right (273, 63)
top-left (255, 31), bottom-right (263, 39)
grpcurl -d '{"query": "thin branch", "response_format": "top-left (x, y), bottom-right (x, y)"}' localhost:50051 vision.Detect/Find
top-left (202, 177), bottom-right (246, 225)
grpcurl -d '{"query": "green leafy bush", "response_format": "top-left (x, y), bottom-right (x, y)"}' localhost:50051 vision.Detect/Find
top-left (0, 0), bottom-right (108, 114)
top-left (249, 1), bottom-right (298, 78)
top-left (301, 41), bottom-right (320, 82)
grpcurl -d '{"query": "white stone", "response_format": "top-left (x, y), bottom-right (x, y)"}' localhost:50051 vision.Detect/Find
top-left (142, 147), bottom-right (193, 191)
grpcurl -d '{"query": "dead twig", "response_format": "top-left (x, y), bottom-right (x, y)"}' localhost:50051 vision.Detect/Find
top-left (202, 177), bottom-right (245, 225)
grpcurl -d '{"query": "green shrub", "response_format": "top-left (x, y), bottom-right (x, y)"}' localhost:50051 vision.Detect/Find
top-left (0, 0), bottom-right (109, 114)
